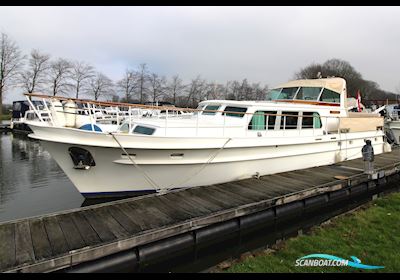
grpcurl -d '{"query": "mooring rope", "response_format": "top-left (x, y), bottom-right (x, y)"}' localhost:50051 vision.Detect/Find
top-left (110, 132), bottom-right (231, 195)
top-left (109, 132), bottom-right (162, 193)
top-left (164, 137), bottom-right (232, 192)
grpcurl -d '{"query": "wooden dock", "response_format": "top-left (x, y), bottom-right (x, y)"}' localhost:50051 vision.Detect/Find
top-left (1, 148), bottom-right (400, 272)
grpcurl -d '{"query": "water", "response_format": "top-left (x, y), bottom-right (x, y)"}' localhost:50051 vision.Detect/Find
top-left (0, 132), bottom-right (84, 223)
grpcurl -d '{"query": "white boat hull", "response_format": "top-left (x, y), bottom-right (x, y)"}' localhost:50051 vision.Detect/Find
top-left (386, 120), bottom-right (400, 144)
top-left (29, 124), bottom-right (385, 197)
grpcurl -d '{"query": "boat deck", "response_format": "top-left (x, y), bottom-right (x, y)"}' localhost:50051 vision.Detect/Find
top-left (1, 148), bottom-right (400, 272)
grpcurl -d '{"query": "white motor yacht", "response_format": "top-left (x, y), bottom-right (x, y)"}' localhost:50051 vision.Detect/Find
top-left (26, 77), bottom-right (389, 198)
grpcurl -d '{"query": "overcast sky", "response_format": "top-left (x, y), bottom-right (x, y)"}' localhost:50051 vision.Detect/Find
top-left (1, 6), bottom-right (400, 103)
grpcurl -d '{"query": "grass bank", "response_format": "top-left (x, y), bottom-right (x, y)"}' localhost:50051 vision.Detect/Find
top-left (224, 192), bottom-right (400, 273)
top-left (1, 115), bottom-right (11, 121)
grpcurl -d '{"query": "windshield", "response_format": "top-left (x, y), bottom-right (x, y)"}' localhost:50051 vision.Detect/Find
top-left (265, 87), bottom-right (299, 100)
top-left (265, 88), bottom-right (282, 100)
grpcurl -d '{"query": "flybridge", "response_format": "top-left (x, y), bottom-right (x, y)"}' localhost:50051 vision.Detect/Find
top-left (265, 77), bottom-right (347, 108)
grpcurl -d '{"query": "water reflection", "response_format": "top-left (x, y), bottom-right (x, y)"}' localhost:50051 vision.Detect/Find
top-left (0, 133), bottom-right (84, 222)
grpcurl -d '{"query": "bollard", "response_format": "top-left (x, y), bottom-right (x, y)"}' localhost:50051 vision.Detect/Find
top-left (362, 139), bottom-right (374, 175)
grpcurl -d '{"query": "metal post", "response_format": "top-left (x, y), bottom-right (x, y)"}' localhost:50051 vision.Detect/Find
top-left (196, 110), bottom-right (199, 136)
top-left (87, 102), bottom-right (95, 131)
top-left (128, 107), bottom-right (132, 132)
top-left (223, 112), bottom-right (226, 137)
top-left (42, 98), bottom-right (54, 125)
top-left (362, 139), bottom-right (375, 175)
top-left (165, 109), bottom-right (168, 136)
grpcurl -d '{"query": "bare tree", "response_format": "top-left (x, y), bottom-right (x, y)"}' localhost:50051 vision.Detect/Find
top-left (116, 69), bottom-right (137, 102)
top-left (135, 63), bottom-right (149, 103)
top-left (165, 75), bottom-right (186, 105)
top-left (89, 72), bottom-right (114, 101)
top-left (48, 58), bottom-right (72, 96)
top-left (185, 76), bottom-right (206, 107)
top-left (148, 73), bottom-right (166, 103)
top-left (71, 61), bottom-right (95, 99)
top-left (0, 32), bottom-right (24, 116)
top-left (19, 49), bottom-right (51, 93)
top-left (226, 80), bottom-right (241, 100)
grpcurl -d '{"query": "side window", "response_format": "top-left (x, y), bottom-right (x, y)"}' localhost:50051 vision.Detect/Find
top-left (248, 111), bottom-right (277, 130)
top-left (280, 111), bottom-right (299, 130)
top-left (223, 106), bottom-right (247, 118)
top-left (248, 111), bottom-right (265, 130)
top-left (133, 125), bottom-right (156, 135)
top-left (202, 105), bottom-right (220, 115)
top-left (302, 112), bottom-right (322, 129)
top-left (319, 88), bottom-right (340, 103)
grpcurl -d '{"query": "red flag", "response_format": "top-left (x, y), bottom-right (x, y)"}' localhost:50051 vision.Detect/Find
top-left (356, 90), bottom-right (362, 112)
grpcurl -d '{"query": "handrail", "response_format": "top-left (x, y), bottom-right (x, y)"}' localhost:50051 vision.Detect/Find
top-left (25, 92), bottom-right (341, 119)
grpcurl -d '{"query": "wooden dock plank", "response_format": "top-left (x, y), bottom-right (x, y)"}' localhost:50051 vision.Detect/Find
top-left (235, 178), bottom-right (286, 195)
top-left (106, 205), bottom-right (143, 234)
top-left (156, 193), bottom-right (212, 217)
top-left (376, 154), bottom-right (400, 161)
top-left (57, 214), bottom-right (86, 251)
top-left (187, 188), bottom-right (243, 209)
top-left (259, 174), bottom-right (308, 192)
top-left (0, 223), bottom-right (15, 270)
top-left (114, 203), bottom-right (152, 231)
top-left (317, 165), bottom-right (360, 176)
top-left (226, 181), bottom-right (274, 201)
top-left (69, 212), bottom-right (102, 246)
top-left (288, 170), bottom-right (335, 186)
top-left (15, 221), bottom-right (35, 267)
top-left (171, 190), bottom-right (225, 212)
top-left (265, 174), bottom-right (311, 189)
top-left (81, 210), bottom-right (116, 243)
top-left (134, 197), bottom-right (185, 222)
top-left (208, 186), bottom-right (256, 206)
top-left (208, 184), bottom-right (257, 204)
top-left (43, 216), bottom-right (69, 256)
top-left (155, 195), bottom-right (202, 220)
top-left (94, 208), bottom-right (129, 239)
top-left (29, 219), bottom-right (53, 260)
top-left (299, 168), bottom-right (346, 182)
top-left (127, 199), bottom-right (181, 227)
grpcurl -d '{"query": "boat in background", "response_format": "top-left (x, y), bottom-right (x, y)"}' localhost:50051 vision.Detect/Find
top-left (10, 100), bottom-right (50, 133)
top-left (380, 104), bottom-right (400, 145)
top-left (26, 77), bottom-right (391, 198)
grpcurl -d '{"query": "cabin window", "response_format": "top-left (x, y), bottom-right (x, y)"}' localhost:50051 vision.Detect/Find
top-left (265, 88), bottom-right (282, 100)
top-left (202, 105), bottom-right (220, 115)
top-left (302, 112), bottom-right (322, 129)
top-left (248, 111), bottom-right (277, 130)
top-left (13, 102), bottom-right (21, 111)
top-left (194, 104), bottom-right (204, 115)
top-left (119, 123), bottom-right (130, 133)
top-left (319, 88), bottom-right (341, 103)
top-left (295, 87), bottom-right (322, 101)
top-left (280, 111), bottom-right (299, 130)
top-left (133, 125), bottom-right (155, 135)
top-left (223, 106), bottom-right (247, 118)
